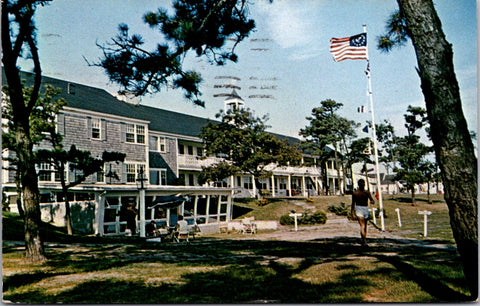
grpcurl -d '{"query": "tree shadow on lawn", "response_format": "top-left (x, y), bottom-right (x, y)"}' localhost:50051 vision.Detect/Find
top-left (3, 237), bottom-right (471, 303)
top-left (393, 196), bottom-right (444, 204)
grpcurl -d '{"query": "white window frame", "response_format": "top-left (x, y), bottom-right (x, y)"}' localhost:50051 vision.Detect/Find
top-left (125, 123), bottom-right (146, 144)
top-left (96, 163), bottom-right (105, 183)
top-left (125, 163), bottom-right (147, 184)
top-left (149, 135), bottom-right (167, 152)
top-left (149, 168), bottom-right (167, 186)
top-left (91, 118), bottom-right (102, 140)
top-left (38, 162), bottom-right (54, 182)
top-left (125, 124), bottom-right (136, 143)
top-left (136, 125), bottom-right (145, 144)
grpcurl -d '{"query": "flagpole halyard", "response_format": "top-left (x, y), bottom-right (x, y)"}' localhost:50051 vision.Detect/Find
top-left (363, 24), bottom-right (385, 231)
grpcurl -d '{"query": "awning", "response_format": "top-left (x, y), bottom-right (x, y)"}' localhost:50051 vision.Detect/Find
top-left (148, 194), bottom-right (188, 209)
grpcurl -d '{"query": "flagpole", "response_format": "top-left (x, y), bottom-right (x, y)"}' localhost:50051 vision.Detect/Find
top-left (363, 24), bottom-right (385, 231)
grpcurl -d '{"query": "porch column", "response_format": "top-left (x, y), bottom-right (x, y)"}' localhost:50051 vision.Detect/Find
top-left (226, 194), bottom-right (232, 222)
top-left (230, 175), bottom-right (235, 197)
top-left (271, 174), bottom-right (276, 198)
top-left (193, 195), bottom-right (198, 221)
top-left (302, 175), bottom-right (307, 197)
top-left (252, 175), bottom-right (256, 197)
top-left (288, 174), bottom-right (292, 197)
top-left (217, 195), bottom-right (221, 222)
top-left (94, 192), bottom-right (106, 236)
top-left (139, 189), bottom-right (146, 237)
top-left (205, 195), bottom-right (210, 224)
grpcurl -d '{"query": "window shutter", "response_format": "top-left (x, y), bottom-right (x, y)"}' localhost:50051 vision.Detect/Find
top-left (120, 123), bottom-right (126, 142)
top-left (86, 117), bottom-right (92, 138)
top-left (101, 119), bottom-right (106, 140)
top-left (121, 163), bottom-right (127, 184)
top-left (56, 113), bottom-right (65, 135)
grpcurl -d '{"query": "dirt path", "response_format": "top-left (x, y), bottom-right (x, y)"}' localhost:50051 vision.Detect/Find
top-left (232, 214), bottom-right (399, 242)
top-left (227, 214), bottom-right (457, 251)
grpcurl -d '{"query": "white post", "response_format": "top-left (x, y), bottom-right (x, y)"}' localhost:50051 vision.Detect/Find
top-left (288, 174), bottom-right (292, 197)
top-left (302, 175), bottom-right (307, 197)
top-left (94, 192), bottom-right (106, 236)
top-left (370, 208), bottom-right (377, 224)
top-left (271, 175), bottom-right (276, 198)
top-left (418, 210), bottom-right (432, 237)
top-left (395, 208), bottom-right (402, 227)
top-left (205, 195), bottom-right (211, 224)
top-left (364, 24), bottom-right (385, 231)
top-left (139, 189), bottom-right (146, 237)
top-left (289, 213), bottom-right (302, 231)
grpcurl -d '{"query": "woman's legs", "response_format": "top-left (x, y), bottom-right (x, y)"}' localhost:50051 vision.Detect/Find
top-left (357, 217), bottom-right (368, 246)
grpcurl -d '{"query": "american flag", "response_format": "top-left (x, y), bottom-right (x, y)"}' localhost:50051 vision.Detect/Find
top-left (329, 33), bottom-right (368, 62)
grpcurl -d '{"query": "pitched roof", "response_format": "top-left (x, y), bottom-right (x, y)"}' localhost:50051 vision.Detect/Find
top-left (3, 69), bottom-right (301, 143)
top-left (225, 89), bottom-right (243, 101)
top-left (3, 70), bottom-right (214, 137)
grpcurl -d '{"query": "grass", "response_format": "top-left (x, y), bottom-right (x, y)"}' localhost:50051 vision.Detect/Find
top-left (2, 194), bottom-right (473, 303)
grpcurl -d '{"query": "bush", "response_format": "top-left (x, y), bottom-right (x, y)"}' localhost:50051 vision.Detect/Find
top-left (328, 202), bottom-right (356, 220)
top-left (279, 214), bottom-right (294, 225)
top-left (327, 202), bottom-right (349, 216)
top-left (279, 211), bottom-right (327, 226)
top-left (301, 211), bottom-right (327, 225)
top-left (257, 198), bottom-right (269, 206)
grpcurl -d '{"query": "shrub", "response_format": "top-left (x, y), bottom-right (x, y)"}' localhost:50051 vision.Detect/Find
top-left (279, 211), bottom-right (327, 226)
top-left (327, 202), bottom-right (349, 216)
top-left (257, 198), bottom-right (269, 206)
top-left (279, 214), bottom-right (294, 225)
top-left (301, 211), bottom-right (327, 225)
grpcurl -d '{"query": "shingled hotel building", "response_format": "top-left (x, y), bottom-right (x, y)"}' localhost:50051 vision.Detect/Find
top-left (2, 71), bottom-right (343, 236)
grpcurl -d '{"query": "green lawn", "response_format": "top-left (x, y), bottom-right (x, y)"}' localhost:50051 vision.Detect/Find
top-left (2, 194), bottom-right (473, 303)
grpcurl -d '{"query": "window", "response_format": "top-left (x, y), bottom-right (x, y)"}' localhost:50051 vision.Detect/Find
top-left (38, 163), bottom-right (52, 182)
top-left (126, 124), bottom-right (135, 143)
top-left (149, 169), bottom-right (167, 185)
top-left (243, 177), bottom-right (253, 189)
top-left (187, 146), bottom-right (194, 155)
top-left (136, 125), bottom-right (145, 144)
top-left (179, 144), bottom-right (185, 155)
top-left (125, 163), bottom-right (136, 183)
top-left (91, 118), bottom-right (101, 139)
top-left (96, 164), bottom-right (105, 183)
top-left (125, 123), bottom-right (146, 144)
top-left (149, 136), bottom-right (166, 152)
top-left (125, 163), bottom-right (146, 183)
top-left (159, 137), bottom-right (166, 152)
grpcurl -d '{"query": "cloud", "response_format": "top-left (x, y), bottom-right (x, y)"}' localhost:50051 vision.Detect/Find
top-left (257, 1), bottom-right (314, 48)
top-left (256, 0), bottom-right (324, 60)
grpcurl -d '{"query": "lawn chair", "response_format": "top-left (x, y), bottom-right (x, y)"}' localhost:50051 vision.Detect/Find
top-left (241, 217), bottom-right (257, 234)
top-left (174, 219), bottom-right (191, 243)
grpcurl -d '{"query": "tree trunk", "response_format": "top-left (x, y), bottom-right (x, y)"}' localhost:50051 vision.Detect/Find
top-left (17, 129), bottom-right (46, 262)
top-left (398, 0), bottom-right (478, 298)
top-left (333, 142), bottom-right (343, 196)
top-left (60, 165), bottom-right (74, 235)
top-left (64, 194), bottom-right (73, 235)
top-left (410, 188), bottom-right (416, 206)
top-left (15, 189), bottom-right (25, 219)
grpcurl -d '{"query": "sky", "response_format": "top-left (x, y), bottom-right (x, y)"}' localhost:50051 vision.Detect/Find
top-left (18, 0), bottom-right (477, 145)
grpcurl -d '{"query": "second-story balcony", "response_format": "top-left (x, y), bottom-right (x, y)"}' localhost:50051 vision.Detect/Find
top-left (177, 155), bottom-right (225, 170)
top-left (265, 164), bottom-right (321, 177)
top-left (178, 155), bottom-right (325, 178)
